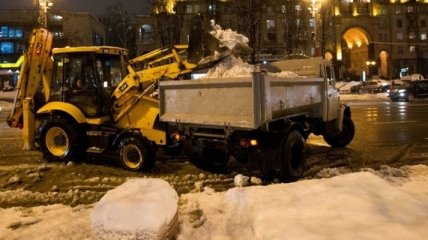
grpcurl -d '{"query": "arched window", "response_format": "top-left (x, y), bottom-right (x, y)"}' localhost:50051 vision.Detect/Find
top-left (139, 24), bottom-right (154, 44)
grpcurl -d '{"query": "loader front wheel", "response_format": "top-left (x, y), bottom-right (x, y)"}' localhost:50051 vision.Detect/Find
top-left (118, 137), bottom-right (155, 172)
top-left (39, 116), bottom-right (85, 162)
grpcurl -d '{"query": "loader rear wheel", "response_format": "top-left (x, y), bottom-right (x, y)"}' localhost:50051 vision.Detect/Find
top-left (323, 116), bottom-right (355, 148)
top-left (39, 116), bottom-right (85, 162)
top-left (118, 137), bottom-right (155, 172)
top-left (280, 130), bottom-right (305, 182)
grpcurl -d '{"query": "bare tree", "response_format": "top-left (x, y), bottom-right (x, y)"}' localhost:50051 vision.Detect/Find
top-left (152, 0), bottom-right (184, 47)
top-left (230, 0), bottom-right (263, 63)
top-left (105, 3), bottom-right (136, 56)
top-left (274, 0), bottom-right (311, 58)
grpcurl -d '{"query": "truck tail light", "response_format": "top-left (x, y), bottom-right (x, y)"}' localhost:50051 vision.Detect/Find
top-left (239, 139), bottom-right (258, 148)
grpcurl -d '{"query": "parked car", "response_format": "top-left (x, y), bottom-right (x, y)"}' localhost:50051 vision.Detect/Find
top-left (350, 81), bottom-right (383, 93)
top-left (388, 80), bottom-right (428, 102)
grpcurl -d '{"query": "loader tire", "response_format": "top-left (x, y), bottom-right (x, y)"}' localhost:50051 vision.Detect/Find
top-left (118, 137), bottom-right (155, 172)
top-left (323, 116), bottom-right (355, 148)
top-left (280, 130), bottom-right (305, 182)
top-left (39, 116), bottom-right (86, 163)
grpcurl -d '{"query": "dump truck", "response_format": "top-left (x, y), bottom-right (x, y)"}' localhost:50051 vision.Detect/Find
top-left (159, 58), bottom-right (355, 181)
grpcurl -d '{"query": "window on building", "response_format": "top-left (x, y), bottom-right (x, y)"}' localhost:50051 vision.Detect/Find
top-left (186, 5), bottom-right (193, 14)
top-left (421, 19), bottom-right (426, 28)
top-left (421, 33), bottom-right (427, 40)
top-left (267, 32), bottom-right (276, 43)
top-left (409, 32), bottom-right (415, 40)
top-left (139, 24), bottom-right (154, 44)
top-left (52, 31), bottom-right (64, 38)
top-left (409, 45), bottom-right (416, 52)
top-left (93, 33), bottom-right (103, 45)
top-left (397, 19), bottom-right (403, 28)
top-left (0, 26), bottom-right (24, 39)
top-left (397, 32), bottom-right (403, 40)
top-left (208, 4), bottom-right (217, 12)
top-left (50, 14), bottom-right (63, 22)
top-left (266, 20), bottom-right (275, 30)
top-left (0, 42), bottom-right (14, 54)
top-left (309, 19), bottom-right (314, 28)
top-left (397, 46), bottom-right (404, 54)
top-left (407, 6), bottom-right (415, 13)
top-left (267, 6), bottom-right (273, 13)
top-left (395, 6), bottom-right (402, 14)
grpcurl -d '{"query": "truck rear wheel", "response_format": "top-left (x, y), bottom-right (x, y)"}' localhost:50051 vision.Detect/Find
top-left (118, 137), bottom-right (155, 172)
top-left (39, 116), bottom-right (85, 162)
top-left (323, 116), bottom-right (355, 148)
top-left (280, 130), bottom-right (305, 182)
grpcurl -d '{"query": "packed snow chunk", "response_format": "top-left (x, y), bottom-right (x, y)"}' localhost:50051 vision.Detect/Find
top-left (209, 20), bottom-right (249, 52)
top-left (91, 178), bottom-right (179, 240)
top-left (203, 55), bottom-right (255, 78)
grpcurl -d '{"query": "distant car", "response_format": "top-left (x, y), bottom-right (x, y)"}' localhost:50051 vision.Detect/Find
top-left (350, 81), bottom-right (382, 93)
top-left (388, 80), bottom-right (428, 102)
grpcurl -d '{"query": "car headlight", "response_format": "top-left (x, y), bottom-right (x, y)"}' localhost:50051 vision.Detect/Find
top-left (398, 89), bottom-right (406, 93)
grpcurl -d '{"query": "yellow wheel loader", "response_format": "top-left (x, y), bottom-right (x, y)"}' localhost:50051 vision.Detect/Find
top-left (7, 16), bottom-right (236, 172)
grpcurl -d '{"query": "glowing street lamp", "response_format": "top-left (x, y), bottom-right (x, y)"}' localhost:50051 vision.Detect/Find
top-left (308, 0), bottom-right (322, 56)
top-left (37, 0), bottom-right (53, 28)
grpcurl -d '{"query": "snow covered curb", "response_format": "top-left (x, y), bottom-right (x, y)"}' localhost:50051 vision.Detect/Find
top-left (1, 165), bottom-right (428, 240)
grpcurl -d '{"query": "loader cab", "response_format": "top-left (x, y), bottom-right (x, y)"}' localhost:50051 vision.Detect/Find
top-left (49, 46), bottom-right (128, 118)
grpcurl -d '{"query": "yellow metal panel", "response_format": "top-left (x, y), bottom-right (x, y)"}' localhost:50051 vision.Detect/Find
top-left (115, 97), bottom-right (166, 145)
top-left (37, 102), bottom-right (87, 124)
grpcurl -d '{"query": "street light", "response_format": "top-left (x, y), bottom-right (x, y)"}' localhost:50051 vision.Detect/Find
top-left (308, 0), bottom-right (322, 57)
top-left (37, 0), bottom-right (53, 28)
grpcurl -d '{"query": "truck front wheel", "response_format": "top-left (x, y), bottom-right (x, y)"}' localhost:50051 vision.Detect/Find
top-left (39, 116), bottom-right (85, 162)
top-left (118, 137), bottom-right (155, 172)
top-left (281, 130), bottom-right (305, 182)
top-left (323, 116), bottom-right (355, 148)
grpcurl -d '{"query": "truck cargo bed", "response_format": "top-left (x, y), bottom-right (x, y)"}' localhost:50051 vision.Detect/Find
top-left (159, 73), bottom-right (325, 129)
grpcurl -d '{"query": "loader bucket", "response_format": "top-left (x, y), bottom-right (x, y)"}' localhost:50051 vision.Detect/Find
top-left (187, 15), bottom-right (228, 66)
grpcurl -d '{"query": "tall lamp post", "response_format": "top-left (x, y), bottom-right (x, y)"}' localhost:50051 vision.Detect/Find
top-left (38, 0), bottom-right (53, 28)
top-left (309, 0), bottom-right (322, 57)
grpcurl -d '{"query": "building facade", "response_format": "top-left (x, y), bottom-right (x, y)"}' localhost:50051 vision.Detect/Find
top-left (136, 0), bottom-right (428, 80)
top-left (0, 10), bottom-right (105, 89)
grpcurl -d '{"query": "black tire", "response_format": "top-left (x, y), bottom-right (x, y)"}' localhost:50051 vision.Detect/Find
top-left (39, 115), bottom-right (85, 162)
top-left (118, 137), bottom-right (155, 171)
top-left (280, 130), bottom-right (305, 182)
top-left (407, 94), bottom-right (415, 102)
top-left (323, 116), bottom-right (355, 148)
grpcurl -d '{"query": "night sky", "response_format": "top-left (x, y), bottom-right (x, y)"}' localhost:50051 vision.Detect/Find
top-left (0, 0), bottom-right (152, 15)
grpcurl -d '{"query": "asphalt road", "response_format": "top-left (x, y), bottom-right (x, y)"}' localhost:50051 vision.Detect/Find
top-left (1, 96), bottom-right (428, 207)
top-left (346, 99), bottom-right (428, 168)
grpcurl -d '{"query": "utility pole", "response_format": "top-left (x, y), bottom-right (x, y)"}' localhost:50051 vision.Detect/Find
top-left (38, 0), bottom-right (53, 28)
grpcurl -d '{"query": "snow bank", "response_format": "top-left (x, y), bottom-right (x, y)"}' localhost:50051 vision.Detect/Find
top-left (91, 178), bottom-right (178, 240)
top-left (2, 165), bottom-right (428, 240)
top-left (178, 166), bottom-right (428, 240)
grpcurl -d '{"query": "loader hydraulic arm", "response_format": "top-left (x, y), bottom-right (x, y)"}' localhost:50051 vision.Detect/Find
top-left (7, 28), bottom-right (53, 128)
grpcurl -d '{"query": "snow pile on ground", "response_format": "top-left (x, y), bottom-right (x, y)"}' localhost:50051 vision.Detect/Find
top-left (2, 165), bottom-right (428, 239)
top-left (178, 165), bottom-right (428, 240)
top-left (91, 178), bottom-right (179, 240)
